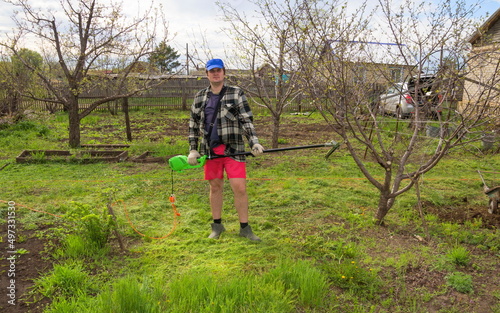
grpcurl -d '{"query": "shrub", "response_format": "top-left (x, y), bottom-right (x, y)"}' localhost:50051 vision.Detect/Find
top-left (65, 203), bottom-right (114, 252)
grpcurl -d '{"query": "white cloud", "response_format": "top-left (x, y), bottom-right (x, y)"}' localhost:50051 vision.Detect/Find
top-left (1, 0), bottom-right (497, 69)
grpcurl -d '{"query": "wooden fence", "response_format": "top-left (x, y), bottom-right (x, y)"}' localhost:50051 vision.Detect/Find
top-left (16, 77), bottom-right (319, 114)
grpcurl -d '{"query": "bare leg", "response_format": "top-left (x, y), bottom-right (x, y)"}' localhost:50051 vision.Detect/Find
top-left (209, 178), bottom-right (224, 219)
top-left (229, 178), bottom-right (248, 223)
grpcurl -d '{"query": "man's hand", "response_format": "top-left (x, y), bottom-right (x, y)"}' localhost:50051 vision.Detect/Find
top-left (251, 144), bottom-right (264, 156)
top-left (187, 150), bottom-right (201, 165)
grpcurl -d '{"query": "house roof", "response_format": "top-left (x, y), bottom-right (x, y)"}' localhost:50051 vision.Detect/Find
top-left (468, 7), bottom-right (500, 45)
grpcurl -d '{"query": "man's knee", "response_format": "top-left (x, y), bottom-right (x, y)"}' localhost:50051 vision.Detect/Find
top-left (230, 179), bottom-right (247, 196)
top-left (210, 179), bottom-right (224, 193)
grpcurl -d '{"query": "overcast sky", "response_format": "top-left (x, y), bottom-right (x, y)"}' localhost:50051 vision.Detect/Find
top-left (0, 0), bottom-right (499, 70)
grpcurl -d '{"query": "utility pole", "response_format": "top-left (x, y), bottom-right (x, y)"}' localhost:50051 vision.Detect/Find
top-left (186, 43), bottom-right (189, 75)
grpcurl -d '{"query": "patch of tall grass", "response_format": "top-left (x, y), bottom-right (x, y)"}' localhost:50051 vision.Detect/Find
top-left (263, 258), bottom-right (330, 307)
top-left (167, 270), bottom-right (294, 313)
top-left (59, 234), bottom-right (109, 259)
top-left (95, 276), bottom-right (166, 313)
top-left (45, 275), bottom-right (167, 313)
top-left (34, 261), bottom-right (94, 298)
top-left (64, 202), bottom-right (114, 248)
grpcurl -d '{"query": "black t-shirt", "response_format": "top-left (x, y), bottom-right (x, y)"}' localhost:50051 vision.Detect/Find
top-left (204, 93), bottom-right (221, 148)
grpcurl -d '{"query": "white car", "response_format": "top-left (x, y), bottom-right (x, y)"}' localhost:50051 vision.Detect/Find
top-left (378, 75), bottom-right (443, 119)
top-left (378, 83), bottom-right (414, 119)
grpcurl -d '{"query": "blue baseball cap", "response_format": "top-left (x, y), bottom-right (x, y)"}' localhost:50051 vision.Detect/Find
top-left (206, 58), bottom-right (224, 70)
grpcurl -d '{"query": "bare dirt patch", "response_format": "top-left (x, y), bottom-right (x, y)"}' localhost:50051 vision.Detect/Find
top-left (0, 224), bottom-right (52, 313)
top-left (425, 203), bottom-right (500, 229)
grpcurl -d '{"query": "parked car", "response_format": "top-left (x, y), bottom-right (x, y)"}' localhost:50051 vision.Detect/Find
top-left (378, 75), bottom-right (443, 119)
top-left (407, 75), bottom-right (443, 119)
top-left (378, 82), bottom-right (414, 118)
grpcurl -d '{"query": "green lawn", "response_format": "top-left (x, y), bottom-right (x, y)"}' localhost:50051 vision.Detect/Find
top-left (0, 109), bottom-right (499, 313)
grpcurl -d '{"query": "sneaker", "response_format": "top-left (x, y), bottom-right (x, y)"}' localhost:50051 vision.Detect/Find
top-left (239, 225), bottom-right (261, 241)
top-left (208, 223), bottom-right (225, 239)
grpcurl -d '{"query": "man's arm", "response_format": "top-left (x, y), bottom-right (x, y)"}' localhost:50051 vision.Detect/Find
top-left (188, 89), bottom-right (207, 151)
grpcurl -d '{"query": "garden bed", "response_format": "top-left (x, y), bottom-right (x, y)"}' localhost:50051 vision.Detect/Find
top-left (16, 149), bottom-right (129, 163)
top-left (80, 144), bottom-right (130, 149)
top-left (77, 150), bottom-right (128, 162)
top-left (16, 150), bottom-right (72, 163)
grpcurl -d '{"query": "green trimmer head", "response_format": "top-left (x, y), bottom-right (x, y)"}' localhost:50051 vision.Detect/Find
top-left (168, 155), bottom-right (207, 172)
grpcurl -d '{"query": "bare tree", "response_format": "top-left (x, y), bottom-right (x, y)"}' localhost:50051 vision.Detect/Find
top-left (294, 0), bottom-right (498, 224)
top-left (218, 0), bottom-right (306, 148)
top-left (1, 0), bottom-right (170, 147)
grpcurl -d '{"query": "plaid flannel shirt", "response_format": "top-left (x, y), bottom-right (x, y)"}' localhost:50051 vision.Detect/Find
top-left (189, 85), bottom-right (260, 162)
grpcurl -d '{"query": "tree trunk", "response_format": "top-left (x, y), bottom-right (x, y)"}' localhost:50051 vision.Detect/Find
top-left (68, 101), bottom-right (81, 148)
top-left (375, 192), bottom-right (392, 225)
top-left (11, 92), bottom-right (20, 115)
top-left (271, 114), bottom-right (280, 148)
top-left (2, 91), bottom-right (20, 115)
top-left (375, 194), bottom-right (389, 225)
top-left (122, 97), bottom-right (132, 141)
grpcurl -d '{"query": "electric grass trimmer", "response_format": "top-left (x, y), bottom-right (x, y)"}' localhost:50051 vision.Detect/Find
top-left (168, 140), bottom-right (341, 172)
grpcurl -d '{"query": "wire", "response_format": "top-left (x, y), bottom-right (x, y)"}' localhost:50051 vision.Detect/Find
top-left (113, 169), bottom-right (181, 240)
top-left (112, 198), bottom-right (179, 240)
top-left (171, 169), bottom-right (175, 195)
top-left (0, 200), bottom-right (62, 218)
top-left (1, 171), bottom-right (182, 241)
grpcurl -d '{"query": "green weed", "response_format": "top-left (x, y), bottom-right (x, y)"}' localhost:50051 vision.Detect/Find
top-left (303, 236), bottom-right (359, 261)
top-left (44, 297), bottom-right (93, 313)
top-left (446, 246), bottom-right (471, 267)
top-left (445, 272), bottom-right (474, 294)
top-left (30, 150), bottom-right (46, 162)
top-left (327, 260), bottom-right (381, 297)
top-left (80, 211), bottom-right (114, 249)
top-left (16, 248), bottom-right (29, 255)
top-left (65, 203), bottom-right (114, 248)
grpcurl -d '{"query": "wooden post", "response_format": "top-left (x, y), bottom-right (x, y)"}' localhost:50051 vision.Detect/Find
top-left (107, 198), bottom-right (127, 252)
top-left (181, 79), bottom-right (188, 110)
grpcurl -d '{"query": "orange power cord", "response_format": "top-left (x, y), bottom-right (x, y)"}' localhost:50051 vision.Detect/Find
top-left (111, 195), bottom-right (181, 240)
top-left (1, 195), bottom-right (181, 240)
top-left (0, 200), bottom-right (62, 218)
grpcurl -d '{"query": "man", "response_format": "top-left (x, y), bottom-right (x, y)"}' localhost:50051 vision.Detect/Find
top-left (188, 58), bottom-right (264, 241)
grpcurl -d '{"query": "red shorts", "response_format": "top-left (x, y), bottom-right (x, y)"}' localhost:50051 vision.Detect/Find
top-left (204, 145), bottom-right (246, 180)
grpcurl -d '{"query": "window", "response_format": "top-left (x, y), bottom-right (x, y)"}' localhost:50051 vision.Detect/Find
top-left (390, 67), bottom-right (403, 82)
